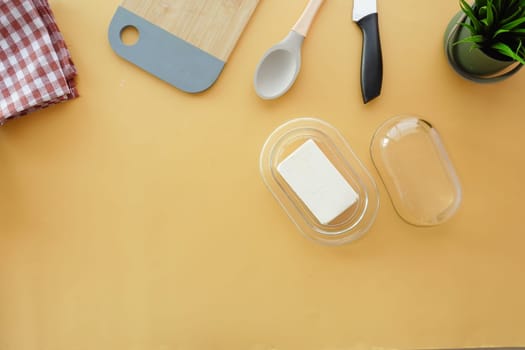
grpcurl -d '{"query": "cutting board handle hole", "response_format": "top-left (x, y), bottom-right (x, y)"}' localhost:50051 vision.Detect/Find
top-left (120, 25), bottom-right (140, 46)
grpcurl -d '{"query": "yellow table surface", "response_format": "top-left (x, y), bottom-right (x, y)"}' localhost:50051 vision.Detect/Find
top-left (2, 0), bottom-right (525, 349)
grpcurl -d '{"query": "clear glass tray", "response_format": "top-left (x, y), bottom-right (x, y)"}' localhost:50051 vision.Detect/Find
top-left (260, 118), bottom-right (379, 245)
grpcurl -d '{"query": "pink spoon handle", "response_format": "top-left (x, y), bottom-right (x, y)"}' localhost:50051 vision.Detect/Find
top-left (292, 0), bottom-right (324, 37)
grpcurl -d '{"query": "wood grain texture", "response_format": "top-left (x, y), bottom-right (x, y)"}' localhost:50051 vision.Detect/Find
top-left (121, 0), bottom-right (259, 61)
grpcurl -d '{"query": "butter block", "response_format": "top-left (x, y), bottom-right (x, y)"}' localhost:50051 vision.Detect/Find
top-left (277, 139), bottom-right (359, 225)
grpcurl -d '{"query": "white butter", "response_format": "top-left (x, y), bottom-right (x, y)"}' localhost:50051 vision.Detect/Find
top-left (277, 139), bottom-right (359, 225)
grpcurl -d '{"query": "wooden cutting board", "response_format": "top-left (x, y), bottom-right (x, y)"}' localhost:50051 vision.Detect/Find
top-left (108, 0), bottom-right (259, 93)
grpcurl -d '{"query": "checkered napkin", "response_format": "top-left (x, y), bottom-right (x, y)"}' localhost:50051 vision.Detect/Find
top-left (0, 0), bottom-right (78, 124)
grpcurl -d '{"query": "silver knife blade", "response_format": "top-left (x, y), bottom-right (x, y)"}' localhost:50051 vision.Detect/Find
top-left (352, 0), bottom-right (377, 22)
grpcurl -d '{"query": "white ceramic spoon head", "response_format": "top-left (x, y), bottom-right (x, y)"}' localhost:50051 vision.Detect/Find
top-left (254, 31), bottom-right (304, 100)
top-left (253, 0), bottom-right (324, 100)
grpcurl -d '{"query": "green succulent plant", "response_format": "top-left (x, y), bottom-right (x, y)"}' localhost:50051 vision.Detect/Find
top-left (457, 0), bottom-right (525, 64)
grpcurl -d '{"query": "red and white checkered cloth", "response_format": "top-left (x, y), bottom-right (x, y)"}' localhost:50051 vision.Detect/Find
top-left (0, 0), bottom-right (78, 124)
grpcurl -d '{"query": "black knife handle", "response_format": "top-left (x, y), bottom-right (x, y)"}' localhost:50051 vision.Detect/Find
top-left (356, 13), bottom-right (383, 103)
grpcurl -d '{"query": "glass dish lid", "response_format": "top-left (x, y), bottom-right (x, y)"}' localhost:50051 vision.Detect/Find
top-left (370, 116), bottom-right (462, 226)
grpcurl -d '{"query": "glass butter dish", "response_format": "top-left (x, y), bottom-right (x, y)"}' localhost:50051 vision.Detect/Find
top-left (260, 118), bottom-right (379, 245)
top-left (370, 116), bottom-right (462, 226)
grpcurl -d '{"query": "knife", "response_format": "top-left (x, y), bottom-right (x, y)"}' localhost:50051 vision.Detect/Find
top-left (353, 0), bottom-right (383, 103)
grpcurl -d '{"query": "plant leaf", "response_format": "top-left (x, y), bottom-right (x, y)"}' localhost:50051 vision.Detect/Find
top-left (503, 1), bottom-right (521, 20)
top-left (495, 0), bottom-right (502, 14)
top-left (487, 0), bottom-right (494, 27)
top-left (502, 16), bottom-right (525, 30)
top-left (460, 0), bottom-right (482, 32)
top-left (493, 28), bottom-right (510, 37)
top-left (455, 34), bottom-right (486, 44)
top-left (491, 42), bottom-right (525, 63)
top-left (459, 22), bottom-right (477, 34)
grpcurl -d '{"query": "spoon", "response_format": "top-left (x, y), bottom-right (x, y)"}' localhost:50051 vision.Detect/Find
top-left (254, 0), bottom-right (324, 100)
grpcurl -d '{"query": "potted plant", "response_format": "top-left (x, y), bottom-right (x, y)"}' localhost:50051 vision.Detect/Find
top-left (444, 0), bottom-right (525, 82)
